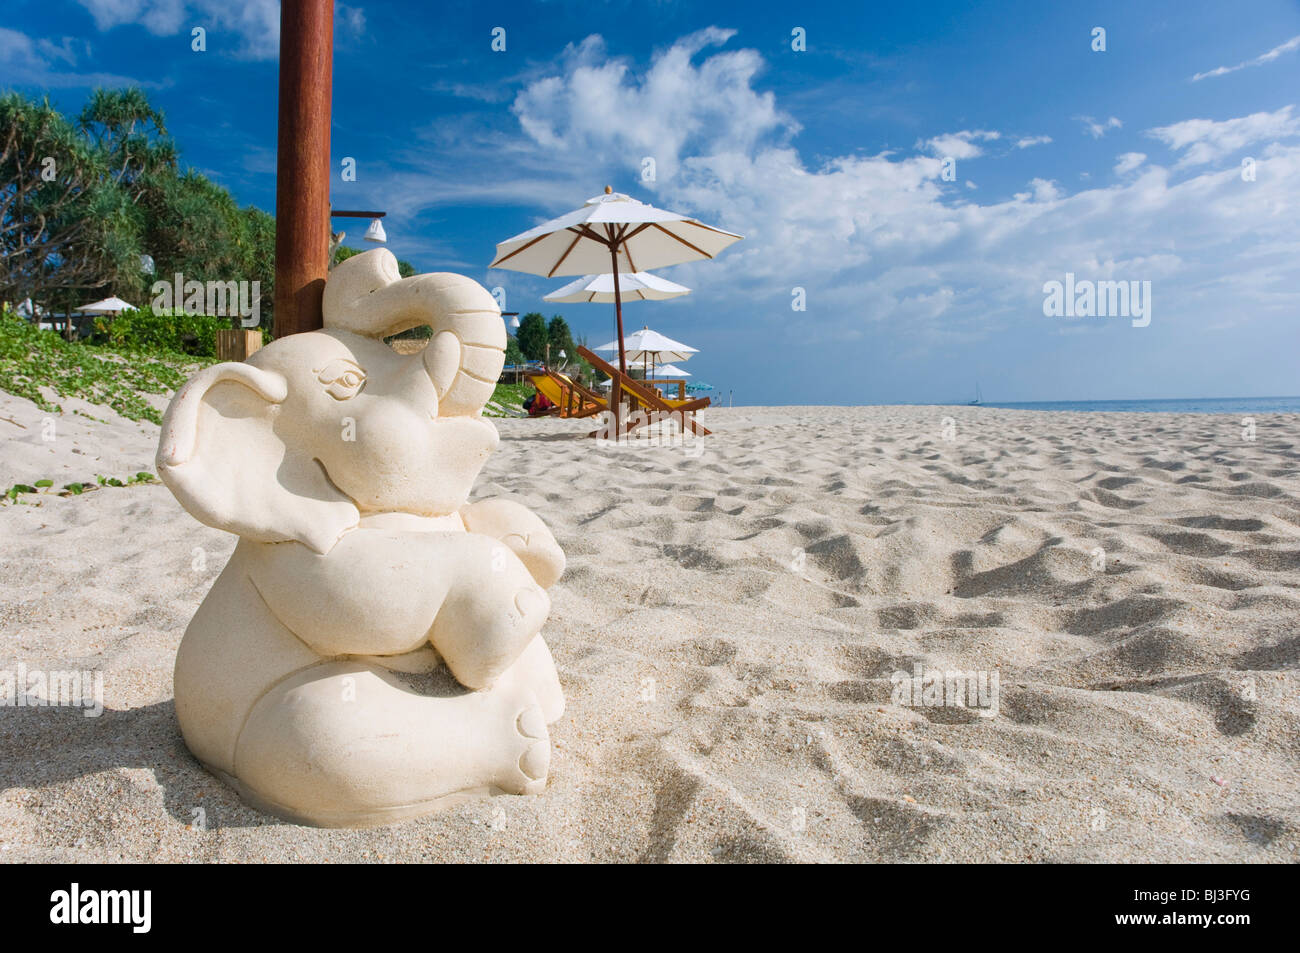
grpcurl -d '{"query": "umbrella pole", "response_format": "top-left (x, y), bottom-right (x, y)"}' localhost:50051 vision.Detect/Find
top-left (608, 239), bottom-right (627, 439)
top-left (609, 241), bottom-right (628, 373)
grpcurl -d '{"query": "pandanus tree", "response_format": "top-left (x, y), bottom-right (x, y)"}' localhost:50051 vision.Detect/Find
top-left (77, 87), bottom-right (177, 201)
top-left (1, 89), bottom-right (280, 327)
top-left (0, 93), bottom-right (140, 316)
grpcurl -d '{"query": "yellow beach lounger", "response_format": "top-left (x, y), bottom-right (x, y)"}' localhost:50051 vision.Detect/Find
top-left (526, 368), bottom-right (606, 419)
top-left (576, 346), bottom-right (711, 437)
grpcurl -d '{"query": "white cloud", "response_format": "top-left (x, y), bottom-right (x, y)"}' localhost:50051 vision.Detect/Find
top-left (376, 31), bottom-right (1300, 346)
top-left (75, 0), bottom-right (204, 39)
top-left (0, 26), bottom-right (149, 87)
top-left (1147, 106), bottom-right (1300, 167)
top-left (1192, 34), bottom-right (1300, 81)
top-left (510, 29), bottom-right (793, 184)
top-left (1015, 135), bottom-right (1052, 149)
top-left (1027, 178), bottom-right (1061, 202)
top-left (1076, 115), bottom-right (1123, 138)
top-left (0, 25), bottom-right (41, 64)
top-left (1113, 152), bottom-right (1146, 174)
top-left (337, 4), bottom-right (365, 36)
top-left (73, 0), bottom-right (363, 60)
top-left (428, 80), bottom-right (514, 104)
top-left (918, 129), bottom-right (1000, 159)
top-left (35, 37), bottom-right (87, 65)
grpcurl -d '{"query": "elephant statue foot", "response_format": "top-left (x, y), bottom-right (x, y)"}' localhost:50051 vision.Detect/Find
top-left (158, 249), bottom-right (568, 827)
top-left (229, 650), bottom-right (557, 827)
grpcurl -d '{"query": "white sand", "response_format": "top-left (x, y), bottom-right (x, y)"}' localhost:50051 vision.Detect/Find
top-left (1, 395), bottom-right (1297, 862)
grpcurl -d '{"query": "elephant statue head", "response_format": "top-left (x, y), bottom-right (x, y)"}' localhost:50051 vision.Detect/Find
top-left (156, 248), bottom-right (506, 554)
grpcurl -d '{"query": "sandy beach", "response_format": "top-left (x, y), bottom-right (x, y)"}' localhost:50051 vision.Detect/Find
top-left (1, 396), bottom-right (1297, 862)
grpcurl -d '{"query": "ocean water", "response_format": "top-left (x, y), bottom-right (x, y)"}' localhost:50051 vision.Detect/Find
top-left (960, 396), bottom-right (1300, 414)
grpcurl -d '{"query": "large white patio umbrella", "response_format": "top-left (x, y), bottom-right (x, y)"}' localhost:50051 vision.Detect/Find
top-left (490, 187), bottom-right (741, 375)
top-left (544, 270), bottom-right (691, 304)
top-left (78, 296), bottom-right (136, 315)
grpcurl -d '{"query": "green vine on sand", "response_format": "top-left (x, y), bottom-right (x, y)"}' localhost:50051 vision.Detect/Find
top-left (3, 311), bottom-right (534, 424)
top-left (2, 472), bottom-right (158, 504)
top-left (0, 310), bottom-right (211, 424)
top-left (485, 381), bottom-right (533, 417)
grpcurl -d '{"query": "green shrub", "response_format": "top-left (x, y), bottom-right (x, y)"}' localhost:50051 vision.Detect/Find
top-left (0, 307), bottom-right (210, 423)
top-left (486, 381), bottom-right (534, 417)
top-left (99, 306), bottom-right (234, 357)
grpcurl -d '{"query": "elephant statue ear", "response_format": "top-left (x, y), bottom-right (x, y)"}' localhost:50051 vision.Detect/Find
top-left (157, 362), bottom-right (361, 555)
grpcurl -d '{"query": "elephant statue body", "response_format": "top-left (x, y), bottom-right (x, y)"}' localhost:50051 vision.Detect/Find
top-left (157, 249), bottom-right (565, 827)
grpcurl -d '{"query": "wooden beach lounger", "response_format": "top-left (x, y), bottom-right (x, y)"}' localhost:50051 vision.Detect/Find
top-left (576, 346), bottom-right (712, 438)
top-left (526, 367), bottom-right (606, 419)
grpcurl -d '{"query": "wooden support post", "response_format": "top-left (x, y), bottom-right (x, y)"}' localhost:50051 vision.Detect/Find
top-left (273, 0), bottom-right (334, 339)
top-left (215, 329), bottom-right (264, 362)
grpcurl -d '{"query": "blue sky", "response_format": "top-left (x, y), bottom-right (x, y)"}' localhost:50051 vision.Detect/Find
top-left (4, 0), bottom-right (1299, 404)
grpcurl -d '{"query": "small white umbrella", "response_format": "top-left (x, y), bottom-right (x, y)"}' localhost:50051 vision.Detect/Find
top-left (647, 363), bottom-right (691, 378)
top-left (544, 271), bottom-right (691, 304)
top-left (644, 362), bottom-right (691, 400)
top-left (594, 326), bottom-right (697, 367)
top-left (78, 296), bottom-right (136, 315)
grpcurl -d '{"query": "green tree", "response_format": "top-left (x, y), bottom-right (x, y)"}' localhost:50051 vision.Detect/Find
top-left (124, 170), bottom-right (280, 329)
top-left (1, 89), bottom-right (279, 330)
top-left (571, 333), bottom-right (597, 386)
top-left (77, 87), bottom-right (176, 201)
top-left (238, 205), bottom-right (275, 327)
top-left (547, 314), bottom-right (576, 364)
top-left (504, 335), bottom-right (524, 366)
top-left (141, 173), bottom-right (238, 279)
top-left (516, 311), bottom-right (548, 362)
top-left (2, 89), bottom-right (434, 341)
top-left (74, 87), bottom-right (180, 310)
top-left (0, 93), bottom-right (139, 313)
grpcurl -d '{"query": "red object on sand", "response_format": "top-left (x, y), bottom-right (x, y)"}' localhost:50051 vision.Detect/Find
top-left (528, 392), bottom-right (555, 417)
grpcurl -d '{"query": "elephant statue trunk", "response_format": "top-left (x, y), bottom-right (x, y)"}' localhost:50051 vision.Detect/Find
top-left (157, 249), bottom-right (566, 827)
top-left (322, 258), bottom-right (506, 417)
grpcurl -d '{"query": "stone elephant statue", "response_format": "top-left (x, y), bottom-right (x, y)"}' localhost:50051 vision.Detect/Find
top-left (157, 248), bottom-right (565, 827)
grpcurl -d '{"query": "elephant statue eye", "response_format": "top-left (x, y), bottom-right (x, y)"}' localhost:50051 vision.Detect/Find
top-left (316, 359), bottom-right (367, 400)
